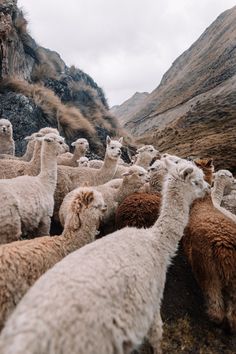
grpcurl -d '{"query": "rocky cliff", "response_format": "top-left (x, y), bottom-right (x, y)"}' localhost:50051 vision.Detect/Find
top-left (0, 0), bottom-right (129, 157)
top-left (124, 5), bottom-right (236, 172)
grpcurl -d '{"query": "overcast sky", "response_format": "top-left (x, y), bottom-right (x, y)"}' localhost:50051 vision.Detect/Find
top-left (18, 0), bottom-right (235, 107)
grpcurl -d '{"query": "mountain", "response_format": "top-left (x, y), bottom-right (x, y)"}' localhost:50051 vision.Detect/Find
top-left (124, 6), bottom-right (236, 172)
top-left (110, 91), bottom-right (149, 125)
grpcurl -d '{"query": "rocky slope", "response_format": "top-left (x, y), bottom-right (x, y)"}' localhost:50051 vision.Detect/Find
top-left (0, 0), bottom-right (129, 157)
top-left (111, 91), bottom-right (149, 125)
top-left (124, 5), bottom-right (236, 171)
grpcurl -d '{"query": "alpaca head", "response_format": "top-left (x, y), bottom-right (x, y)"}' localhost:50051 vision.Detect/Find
top-left (41, 133), bottom-right (69, 156)
top-left (38, 127), bottom-right (60, 136)
top-left (66, 187), bottom-right (107, 231)
top-left (165, 161), bottom-right (210, 205)
top-left (136, 145), bottom-right (160, 161)
top-left (106, 136), bottom-right (123, 160)
top-left (161, 153), bottom-right (182, 165)
top-left (77, 157), bottom-right (89, 167)
top-left (122, 166), bottom-right (150, 189)
top-left (0, 118), bottom-right (13, 137)
top-left (148, 159), bottom-right (168, 177)
top-left (71, 138), bottom-right (89, 153)
top-left (194, 158), bottom-right (214, 185)
top-left (213, 169), bottom-right (236, 194)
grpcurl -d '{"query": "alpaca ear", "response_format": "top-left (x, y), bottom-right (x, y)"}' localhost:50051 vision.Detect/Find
top-left (163, 158), bottom-right (175, 170)
top-left (118, 137), bottom-right (123, 144)
top-left (181, 167), bottom-right (194, 180)
top-left (44, 137), bottom-right (54, 143)
top-left (71, 142), bottom-right (76, 146)
top-left (82, 191), bottom-right (94, 206)
top-left (206, 158), bottom-right (213, 167)
top-left (122, 170), bottom-right (132, 177)
top-left (106, 136), bottom-right (111, 145)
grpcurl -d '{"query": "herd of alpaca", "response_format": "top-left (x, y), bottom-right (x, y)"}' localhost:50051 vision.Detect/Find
top-left (0, 117), bottom-right (235, 354)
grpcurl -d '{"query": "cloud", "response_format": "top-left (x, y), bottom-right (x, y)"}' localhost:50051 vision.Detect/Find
top-left (18, 0), bottom-right (236, 106)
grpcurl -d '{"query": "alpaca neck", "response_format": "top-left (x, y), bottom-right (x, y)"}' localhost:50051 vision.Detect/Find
top-left (71, 148), bottom-right (84, 163)
top-left (60, 218), bottom-right (98, 254)
top-left (149, 171), bottom-right (166, 193)
top-left (28, 141), bottom-right (42, 171)
top-left (115, 181), bottom-right (139, 204)
top-left (211, 179), bottom-right (225, 205)
top-left (96, 154), bottom-right (118, 183)
top-left (135, 155), bottom-right (151, 169)
top-left (38, 143), bottom-right (58, 192)
top-left (23, 141), bottom-right (35, 161)
top-left (152, 177), bottom-right (192, 265)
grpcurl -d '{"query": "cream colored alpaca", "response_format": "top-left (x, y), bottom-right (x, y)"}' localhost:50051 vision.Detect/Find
top-left (0, 187), bottom-right (106, 330)
top-left (0, 162), bottom-right (209, 354)
top-left (0, 127), bottom-right (59, 161)
top-left (0, 134), bottom-right (68, 244)
top-left (161, 153), bottom-right (182, 164)
top-left (211, 169), bottom-right (236, 224)
top-left (77, 156), bottom-right (89, 167)
top-left (113, 144), bottom-right (159, 178)
top-left (57, 138), bottom-right (89, 167)
top-left (59, 165), bottom-right (149, 227)
top-left (0, 118), bottom-right (15, 155)
top-left (53, 136), bottom-right (123, 221)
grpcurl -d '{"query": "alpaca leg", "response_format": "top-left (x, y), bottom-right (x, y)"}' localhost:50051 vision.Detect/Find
top-left (35, 216), bottom-right (51, 236)
top-left (147, 311), bottom-right (163, 354)
top-left (203, 280), bottom-right (225, 324)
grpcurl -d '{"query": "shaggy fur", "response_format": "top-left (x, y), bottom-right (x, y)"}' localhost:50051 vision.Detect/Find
top-left (57, 138), bottom-right (89, 167)
top-left (0, 188), bottom-right (106, 330)
top-left (0, 162), bottom-right (208, 354)
top-left (0, 118), bottom-right (15, 155)
top-left (182, 194), bottom-right (236, 333)
top-left (0, 134), bottom-right (68, 244)
top-left (115, 160), bottom-right (168, 229)
top-left (194, 158), bottom-right (214, 185)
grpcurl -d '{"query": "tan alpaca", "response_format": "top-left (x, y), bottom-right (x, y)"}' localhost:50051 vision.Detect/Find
top-left (57, 138), bottom-right (89, 167)
top-left (0, 187), bottom-right (106, 331)
top-left (0, 118), bottom-right (15, 155)
top-left (0, 162), bottom-right (209, 354)
top-left (0, 134), bottom-right (68, 244)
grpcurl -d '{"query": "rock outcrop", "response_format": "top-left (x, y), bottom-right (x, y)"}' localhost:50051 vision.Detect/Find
top-left (123, 6), bottom-right (236, 172)
top-left (0, 0), bottom-right (128, 156)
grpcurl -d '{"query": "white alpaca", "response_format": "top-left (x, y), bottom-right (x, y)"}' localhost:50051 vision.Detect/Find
top-left (211, 169), bottom-right (236, 223)
top-left (0, 133), bottom-right (68, 244)
top-left (0, 187), bottom-right (106, 330)
top-left (59, 165), bottom-right (149, 227)
top-left (57, 138), bottom-right (89, 167)
top-left (53, 136), bottom-right (123, 221)
top-left (0, 162), bottom-right (209, 354)
top-left (0, 118), bottom-right (15, 155)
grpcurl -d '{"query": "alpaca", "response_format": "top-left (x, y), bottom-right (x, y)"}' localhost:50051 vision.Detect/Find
top-left (53, 136), bottom-right (123, 221)
top-left (0, 127), bottom-right (59, 161)
top-left (113, 144), bottom-right (159, 178)
top-left (59, 165), bottom-right (149, 234)
top-left (77, 156), bottom-right (89, 167)
top-left (57, 138), bottom-right (89, 167)
top-left (0, 133), bottom-right (68, 244)
top-left (182, 193), bottom-right (236, 333)
top-left (0, 187), bottom-right (106, 330)
top-left (211, 169), bottom-right (236, 224)
top-left (0, 162), bottom-right (209, 354)
top-left (115, 160), bottom-right (168, 229)
top-left (0, 118), bottom-right (15, 155)
top-left (194, 158), bottom-right (214, 185)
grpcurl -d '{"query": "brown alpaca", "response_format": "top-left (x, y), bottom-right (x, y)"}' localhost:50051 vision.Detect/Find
top-left (194, 158), bottom-right (214, 185)
top-left (182, 195), bottom-right (236, 333)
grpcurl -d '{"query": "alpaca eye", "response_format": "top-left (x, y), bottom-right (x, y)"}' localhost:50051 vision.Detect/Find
top-left (194, 181), bottom-right (199, 186)
top-left (59, 141), bottom-right (63, 145)
top-left (139, 173), bottom-right (144, 176)
top-left (111, 147), bottom-right (114, 149)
